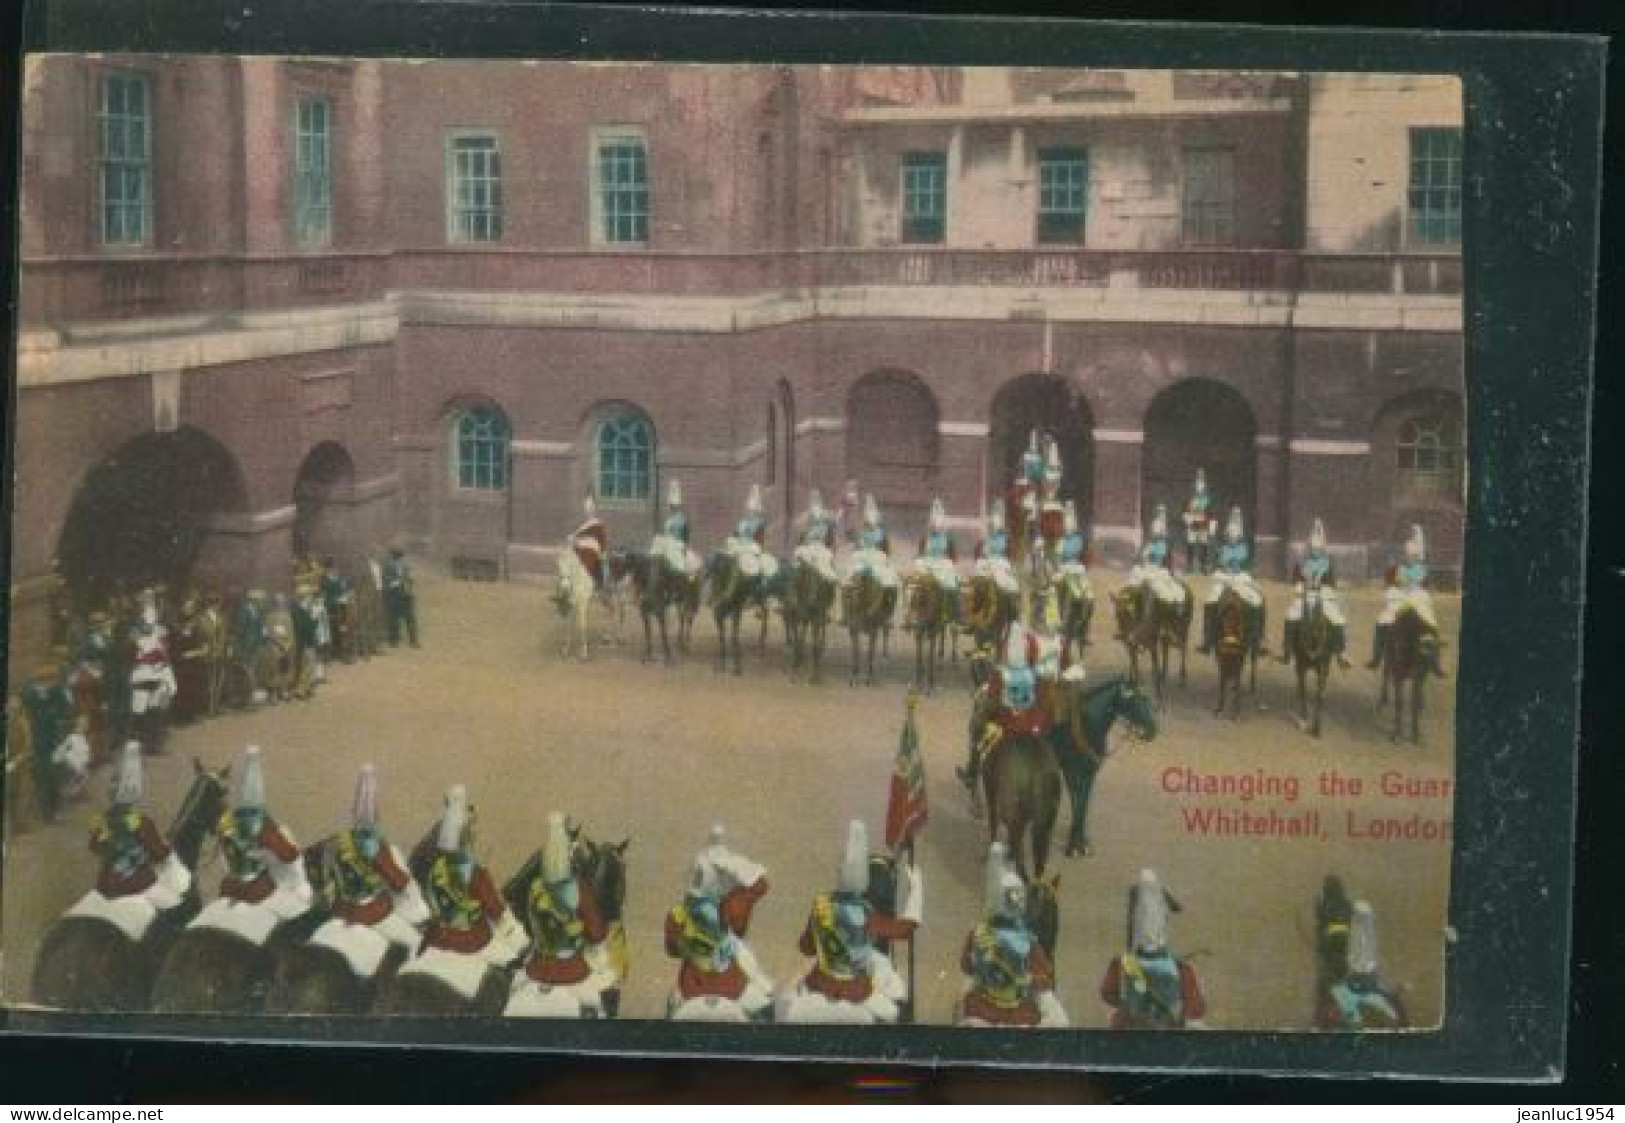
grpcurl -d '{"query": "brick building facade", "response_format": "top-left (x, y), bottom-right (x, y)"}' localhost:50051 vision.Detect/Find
top-left (11, 58), bottom-right (1465, 672)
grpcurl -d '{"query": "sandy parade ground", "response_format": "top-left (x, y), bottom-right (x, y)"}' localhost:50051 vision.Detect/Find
top-left (2, 567), bottom-right (1458, 1030)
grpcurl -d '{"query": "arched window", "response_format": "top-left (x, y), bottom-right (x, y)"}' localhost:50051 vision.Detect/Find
top-left (453, 407), bottom-right (510, 490)
top-left (1397, 411), bottom-right (1462, 493)
top-left (596, 413), bottom-right (653, 501)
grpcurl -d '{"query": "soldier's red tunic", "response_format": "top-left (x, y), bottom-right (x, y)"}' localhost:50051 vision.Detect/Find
top-left (1038, 505), bottom-right (1065, 545)
top-left (796, 905), bottom-right (916, 1004)
top-left (573, 519), bottom-right (609, 583)
top-left (523, 877), bottom-right (608, 985)
top-left (90, 809), bottom-right (171, 897)
top-left (331, 835), bottom-right (413, 926)
top-left (959, 931), bottom-right (1056, 1027)
top-left (664, 877), bottom-right (770, 1000)
top-left (1098, 955), bottom-right (1207, 1029)
top-left (422, 863), bottom-right (509, 955)
top-left (220, 816), bottom-right (301, 905)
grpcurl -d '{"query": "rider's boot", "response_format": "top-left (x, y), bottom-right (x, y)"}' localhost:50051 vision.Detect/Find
top-left (1364, 623), bottom-right (1389, 670)
top-left (1278, 620), bottom-right (1296, 664)
top-left (1196, 604), bottom-right (1217, 654)
top-left (1427, 633), bottom-right (1448, 678)
top-left (1332, 624), bottom-right (1353, 668)
top-left (955, 739), bottom-right (983, 792)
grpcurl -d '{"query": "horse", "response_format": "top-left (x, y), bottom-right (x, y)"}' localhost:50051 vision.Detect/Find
top-left (553, 548), bottom-right (598, 661)
top-left (781, 560), bottom-right (837, 685)
top-left (962, 575), bottom-right (1017, 676)
top-left (1045, 675), bottom-right (1158, 857)
top-left (1056, 572), bottom-right (1095, 669)
top-left (1112, 582), bottom-right (1192, 707)
top-left (1291, 597), bottom-right (1340, 737)
top-left (708, 551), bottom-right (771, 676)
top-left (30, 758), bottom-right (231, 1012)
top-left (843, 572), bottom-right (897, 687)
top-left (1378, 608), bottom-right (1433, 743)
top-left (1211, 588), bottom-right (1255, 721)
top-left (980, 730), bottom-right (1062, 882)
top-left (499, 829), bottom-right (632, 1018)
top-left (904, 575), bottom-right (954, 695)
top-left (611, 550), bottom-right (697, 665)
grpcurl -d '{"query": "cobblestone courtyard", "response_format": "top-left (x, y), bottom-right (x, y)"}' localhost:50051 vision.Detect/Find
top-left (3, 570), bottom-right (1458, 1030)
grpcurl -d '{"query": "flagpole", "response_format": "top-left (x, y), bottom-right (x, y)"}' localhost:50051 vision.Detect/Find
top-left (902, 688), bottom-right (921, 1024)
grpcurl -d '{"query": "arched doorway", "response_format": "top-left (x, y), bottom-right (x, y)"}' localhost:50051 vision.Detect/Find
top-left (1142, 378), bottom-right (1257, 532)
top-left (846, 369), bottom-right (940, 538)
top-left (57, 426), bottom-right (249, 602)
top-left (1372, 389), bottom-right (1465, 576)
top-left (293, 441), bottom-right (358, 561)
top-left (988, 373), bottom-right (1095, 520)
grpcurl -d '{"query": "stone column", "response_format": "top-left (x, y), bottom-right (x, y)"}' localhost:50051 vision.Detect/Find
top-left (1090, 431), bottom-right (1143, 570)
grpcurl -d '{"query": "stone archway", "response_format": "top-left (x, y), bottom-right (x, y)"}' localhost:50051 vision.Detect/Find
top-left (845, 369), bottom-right (939, 538)
top-left (57, 426), bottom-right (249, 603)
top-left (1142, 378), bottom-right (1257, 532)
top-left (293, 441), bottom-right (358, 562)
top-left (988, 373), bottom-right (1095, 521)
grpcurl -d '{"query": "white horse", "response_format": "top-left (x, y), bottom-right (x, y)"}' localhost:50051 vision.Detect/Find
top-left (554, 549), bottom-right (596, 661)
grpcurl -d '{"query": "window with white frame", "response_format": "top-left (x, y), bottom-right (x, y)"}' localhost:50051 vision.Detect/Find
top-left (447, 133), bottom-right (503, 244)
top-left (1037, 147), bottom-right (1089, 244)
top-left (593, 129), bottom-right (650, 245)
top-left (901, 151), bottom-right (947, 244)
top-left (596, 413), bottom-right (653, 501)
top-left (452, 407), bottom-right (510, 490)
top-left (98, 71), bottom-right (152, 247)
top-left (1408, 128), bottom-right (1462, 247)
top-left (293, 96), bottom-right (333, 247)
top-left (1181, 147), bottom-right (1237, 246)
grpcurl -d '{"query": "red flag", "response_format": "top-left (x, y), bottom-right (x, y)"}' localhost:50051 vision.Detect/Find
top-left (885, 693), bottom-right (928, 850)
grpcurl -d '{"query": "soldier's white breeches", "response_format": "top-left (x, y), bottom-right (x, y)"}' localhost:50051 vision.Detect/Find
top-left (794, 543), bottom-right (839, 583)
top-left (1140, 568), bottom-right (1186, 605)
top-left (1206, 573), bottom-right (1262, 608)
top-left (974, 558), bottom-right (1020, 595)
top-left (1287, 588), bottom-right (1347, 627)
top-left (848, 549), bottom-right (899, 588)
top-left (913, 557), bottom-right (959, 587)
top-left (1379, 588), bottom-right (1437, 629)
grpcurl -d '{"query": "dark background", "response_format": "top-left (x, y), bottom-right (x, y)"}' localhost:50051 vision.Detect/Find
top-left (0, 0), bottom-right (1618, 1102)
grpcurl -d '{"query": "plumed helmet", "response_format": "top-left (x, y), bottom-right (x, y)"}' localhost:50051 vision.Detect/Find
top-left (809, 489), bottom-right (826, 518)
top-left (983, 842), bottom-right (1010, 915)
top-left (668, 479), bottom-right (683, 508)
top-left (1226, 506), bottom-right (1245, 542)
top-left (112, 741), bottom-right (144, 806)
top-left (1129, 868), bottom-right (1171, 954)
top-left (1195, 468), bottom-right (1207, 493)
top-left (746, 484), bottom-right (763, 514)
top-left (989, 501), bottom-right (1005, 532)
top-left (1348, 900), bottom-right (1380, 975)
top-left (238, 745), bottom-right (267, 811)
top-left (352, 763), bottom-right (380, 829)
top-left (436, 784), bottom-right (470, 853)
top-left (998, 870), bottom-right (1027, 922)
top-left (1004, 622), bottom-right (1031, 668)
top-left (688, 823), bottom-right (728, 898)
top-left (838, 819), bottom-right (869, 895)
top-left (583, 495), bottom-right (597, 518)
top-left (542, 811), bottom-right (573, 886)
top-left (1028, 429), bottom-right (1041, 454)
top-left (929, 498), bottom-right (946, 530)
top-left (1405, 524), bottom-right (1426, 562)
top-left (864, 493), bottom-right (882, 527)
top-left (1150, 506), bottom-right (1168, 539)
top-left (1310, 518), bottom-right (1327, 553)
top-left (1044, 438), bottom-right (1063, 481)
top-left (1063, 500), bottom-right (1078, 535)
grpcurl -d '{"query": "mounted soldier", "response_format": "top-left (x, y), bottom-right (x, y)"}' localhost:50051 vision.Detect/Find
top-left (409, 785), bottom-right (527, 972)
top-left (724, 484), bottom-right (779, 583)
top-left (189, 745), bottom-right (312, 941)
top-left (1183, 468), bottom-right (1215, 575)
top-left (957, 621), bottom-right (1077, 792)
top-left (317, 765), bottom-right (429, 958)
top-left (1099, 869), bottom-right (1207, 1030)
top-left (847, 493), bottom-right (900, 590)
top-left (1129, 505), bottom-right (1188, 609)
top-left (1281, 518), bottom-right (1351, 668)
top-left (792, 489), bottom-right (840, 583)
top-left (913, 499), bottom-right (961, 592)
top-left (571, 497), bottom-right (610, 594)
top-left (779, 820), bottom-right (918, 1024)
top-left (973, 500), bottom-right (1021, 597)
top-left (1369, 524), bottom-right (1446, 677)
top-left (959, 843), bottom-right (1067, 1028)
top-left (1317, 899), bottom-right (1409, 1029)
top-left (651, 479), bottom-right (702, 580)
top-left (665, 825), bottom-right (775, 1021)
top-left (1198, 506), bottom-right (1265, 655)
top-left (506, 812), bottom-right (623, 1018)
top-left (84, 743), bottom-right (194, 925)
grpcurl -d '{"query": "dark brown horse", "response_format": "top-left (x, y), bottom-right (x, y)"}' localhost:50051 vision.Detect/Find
top-left (707, 552), bottom-right (761, 676)
top-left (1113, 582), bottom-right (1192, 708)
top-left (1056, 572), bottom-right (1095, 668)
top-left (904, 575), bottom-right (954, 695)
top-left (962, 575), bottom-right (1017, 673)
top-left (611, 550), bottom-right (698, 665)
top-left (1211, 588), bottom-right (1252, 720)
top-left (1291, 599), bottom-right (1339, 737)
top-left (782, 560), bottom-right (837, 684)
top-left (31, 759), bottom-right (231, 1012)
top-left (980, 731), bottom-right (1062, 882)
top-left (150, 897), bottom-right (324, 1015)
top-left (843, 572), bottom-right (897, 687)
top-left (1379, 608), bottom-right (1434, 743)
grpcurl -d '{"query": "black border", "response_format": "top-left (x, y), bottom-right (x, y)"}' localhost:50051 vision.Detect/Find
top-left (0, 0), bottom-right (1606, 1089)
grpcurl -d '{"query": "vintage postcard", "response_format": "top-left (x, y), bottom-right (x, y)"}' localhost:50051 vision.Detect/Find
top-left (4, 55), bottom-right (1469, 1039)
